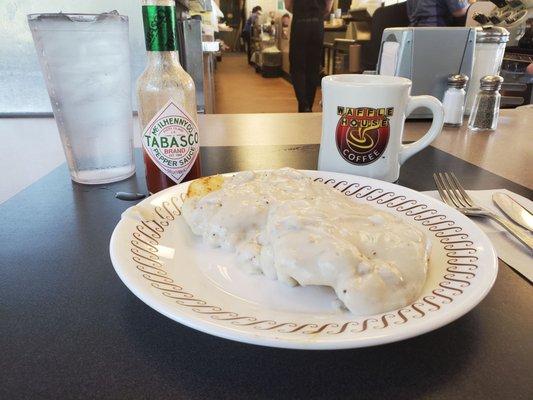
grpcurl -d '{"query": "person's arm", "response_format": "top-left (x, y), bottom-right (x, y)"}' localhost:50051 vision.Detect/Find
top-left (285, 0), bottom-right (293, 13)
top-left (451, 7), bottom-right (468, 17)
top-left (526, 63), bottom-right (533, 75)
top-left (324, 0), bottom-right (334, 17)
top-left (446, 0), bottom-right (469, 18)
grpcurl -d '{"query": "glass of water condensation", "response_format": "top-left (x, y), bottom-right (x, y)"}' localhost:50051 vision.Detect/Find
top-left (28, 12), bottom-right (135, 184)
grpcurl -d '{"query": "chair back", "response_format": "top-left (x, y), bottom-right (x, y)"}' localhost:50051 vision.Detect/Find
top-left (361, 3), bottom-right (410, 71)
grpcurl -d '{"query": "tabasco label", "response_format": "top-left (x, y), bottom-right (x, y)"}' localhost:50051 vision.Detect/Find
top-left (335, 106), bottom-right (393, 165)
top-left (142, 100), bottom-right (199, 184)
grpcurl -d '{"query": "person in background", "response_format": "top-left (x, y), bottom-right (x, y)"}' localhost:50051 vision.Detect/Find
top-left (280, 13), bottom-right (291, 41)
top-left (407, 0), bottom-right (470, 26)
top-left (242, 6), bottom-right (262, 65)
top-left (285, 0), bottom-right (334, 112)
top-left (281, 13), bottom-right (291, 28)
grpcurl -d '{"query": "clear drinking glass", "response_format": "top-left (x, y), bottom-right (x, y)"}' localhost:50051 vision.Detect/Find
top-left (28, 12), bottom-right (135, 184)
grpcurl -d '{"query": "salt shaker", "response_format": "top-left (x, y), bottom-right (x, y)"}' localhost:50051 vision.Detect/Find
top-left (442, 74), bottom-right (468, 127)
top-left (468, 75), bottom-right (503, 132)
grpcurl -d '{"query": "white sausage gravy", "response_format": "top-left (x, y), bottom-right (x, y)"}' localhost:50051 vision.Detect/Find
top-left (182, 169), bottom-right (430, 316)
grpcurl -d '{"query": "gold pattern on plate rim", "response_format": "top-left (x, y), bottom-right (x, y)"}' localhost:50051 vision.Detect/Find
top-left (129, 177), bottom-right (479, 336)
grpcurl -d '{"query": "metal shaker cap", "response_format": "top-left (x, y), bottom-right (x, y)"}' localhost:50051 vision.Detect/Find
top-left (447, 74), bottom-right (469, 88)
top-left (480, 75), bottom-right (503, 90)
top-left (475, 26), bottom-right (509, 43)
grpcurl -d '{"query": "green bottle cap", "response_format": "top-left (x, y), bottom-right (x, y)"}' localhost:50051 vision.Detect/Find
top-left (142, 5), bottom-right (177, 51)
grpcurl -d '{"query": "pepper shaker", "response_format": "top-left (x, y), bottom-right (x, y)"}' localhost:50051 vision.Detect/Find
top-left (468, 75), bottom-right (503, 132)
top-left (442, 74), bottom-right (468, 127)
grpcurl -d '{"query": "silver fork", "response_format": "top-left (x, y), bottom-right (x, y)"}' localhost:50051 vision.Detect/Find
top-left (433, 172), bottom-right (533, 252)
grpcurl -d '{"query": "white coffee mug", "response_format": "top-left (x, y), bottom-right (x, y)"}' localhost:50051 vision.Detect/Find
top-left (318, 75), bottom-right (444, 182)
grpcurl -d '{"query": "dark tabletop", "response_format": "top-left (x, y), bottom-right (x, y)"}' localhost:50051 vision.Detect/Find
top-left (2, 145), bottom-right (532, 400)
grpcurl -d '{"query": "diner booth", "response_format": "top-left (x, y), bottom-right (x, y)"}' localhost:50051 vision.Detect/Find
top-left (1, 0), bottom-right (532, 399)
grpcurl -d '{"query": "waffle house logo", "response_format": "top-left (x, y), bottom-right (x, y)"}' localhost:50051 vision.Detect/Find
top-left (335, 106), bottom-right (393, 165)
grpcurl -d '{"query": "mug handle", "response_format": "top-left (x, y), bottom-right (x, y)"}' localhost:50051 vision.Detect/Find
top-left (399, 96), bottom-right (444, 165)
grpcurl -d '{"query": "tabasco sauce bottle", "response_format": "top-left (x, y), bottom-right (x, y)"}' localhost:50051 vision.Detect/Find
top-left (137, 0), bottom-right (201, 193)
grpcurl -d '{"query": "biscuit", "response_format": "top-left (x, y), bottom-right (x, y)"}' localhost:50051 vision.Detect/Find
top-left (185, 175), bottom-right (225, 199)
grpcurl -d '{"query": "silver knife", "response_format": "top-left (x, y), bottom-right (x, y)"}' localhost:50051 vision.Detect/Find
top-left (492, 193), bottom-right (533, 232)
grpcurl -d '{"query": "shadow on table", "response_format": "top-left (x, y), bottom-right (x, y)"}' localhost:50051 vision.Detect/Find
top-left (121, 296), bottom-right (480, 400)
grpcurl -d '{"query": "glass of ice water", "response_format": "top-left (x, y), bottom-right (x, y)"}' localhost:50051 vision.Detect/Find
top-left (28, 12), bottom-right (135, 184)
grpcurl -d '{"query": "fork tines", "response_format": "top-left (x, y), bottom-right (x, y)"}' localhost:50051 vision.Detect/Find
top-left (433, 172), bottom-right (475, 209)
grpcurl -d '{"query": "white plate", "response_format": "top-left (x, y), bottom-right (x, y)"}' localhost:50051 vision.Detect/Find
top-left (110, 170), bottom-right (498, 350)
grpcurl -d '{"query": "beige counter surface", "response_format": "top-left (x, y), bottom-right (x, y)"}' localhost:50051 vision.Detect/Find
top-left (407, 107), bottom-right (532, 189)
top-left (198, 108), bottom-right (532, 189)
top-left (1, 108), bottom-right (531, 203)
